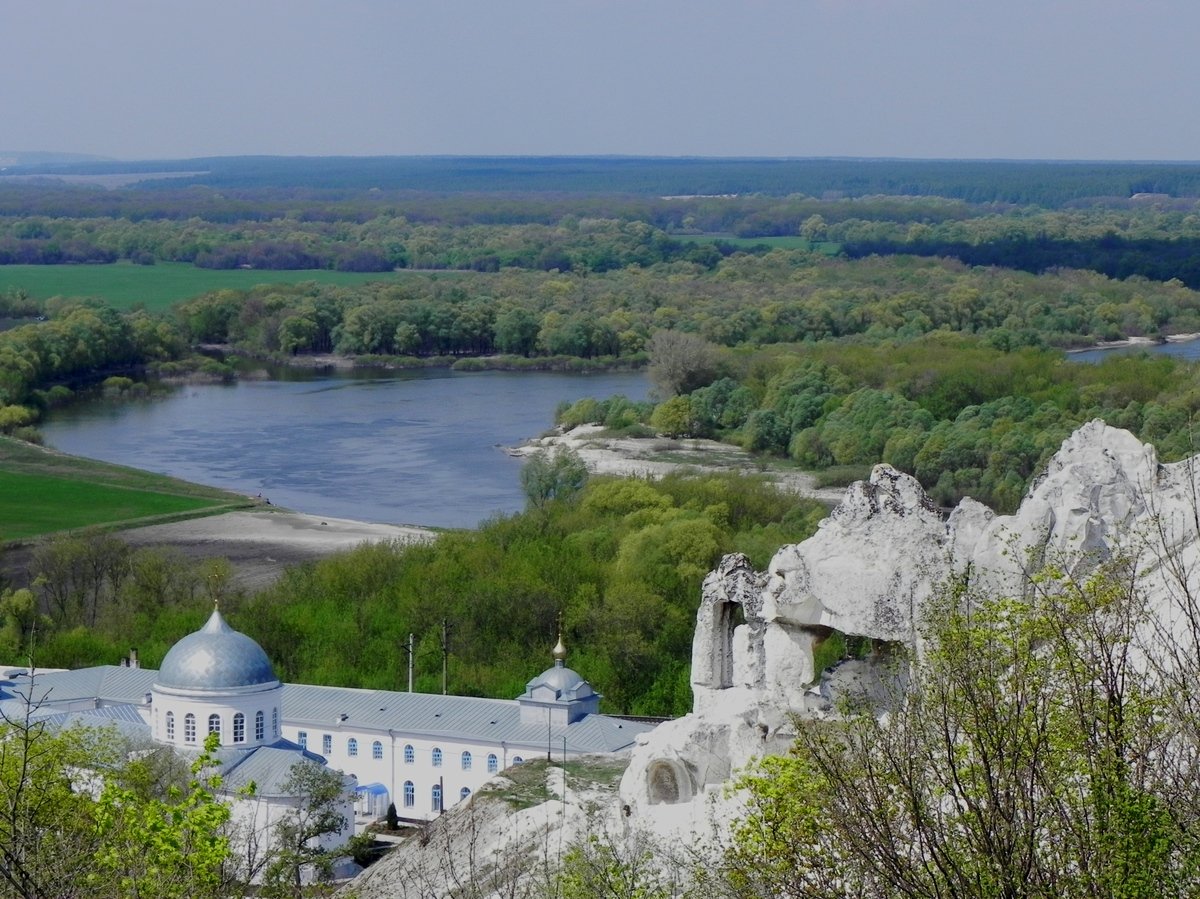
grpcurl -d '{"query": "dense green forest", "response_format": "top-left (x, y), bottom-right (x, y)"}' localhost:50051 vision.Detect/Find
top-left (626, 336), bottom-right (1200, 512)
top-left (11, 474), bottom-right (826, 716)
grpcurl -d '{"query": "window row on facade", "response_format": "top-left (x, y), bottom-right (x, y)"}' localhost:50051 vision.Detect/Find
top-left (164, 708), bottom-right (277, 744)
top-left (294, 733), bottom-right (524, 773)
top-left (401, 781), bottom-right (473, 812)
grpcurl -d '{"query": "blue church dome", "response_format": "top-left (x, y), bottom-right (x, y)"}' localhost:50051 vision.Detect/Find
top-left (156, 608), bottom-right (278, 692)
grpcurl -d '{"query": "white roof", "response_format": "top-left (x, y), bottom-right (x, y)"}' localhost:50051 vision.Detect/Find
top-left (9, 666), bottom-right (653, 754)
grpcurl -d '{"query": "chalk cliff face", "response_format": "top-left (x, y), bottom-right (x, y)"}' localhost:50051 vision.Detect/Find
top-left (620, 421), bottom-right (1200, 832)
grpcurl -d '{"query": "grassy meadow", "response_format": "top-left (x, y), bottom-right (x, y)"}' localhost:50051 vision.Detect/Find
top-left (0, 262), bottom-right (409, 311)
top-left (0, 437), bottom-right (249, 540)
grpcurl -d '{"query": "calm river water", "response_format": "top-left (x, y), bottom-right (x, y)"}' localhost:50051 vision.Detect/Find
top-left (39, 368), bottom-right (649, 529)
top-left (1069, 338), bottom-right (1200, 364)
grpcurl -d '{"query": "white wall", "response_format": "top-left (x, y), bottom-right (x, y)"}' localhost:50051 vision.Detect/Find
top-left (281, 723), bottom-right (542, 822)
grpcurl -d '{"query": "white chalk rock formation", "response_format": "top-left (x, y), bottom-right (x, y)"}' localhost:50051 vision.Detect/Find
top-left (620, 420), bottom-right (1200, 836)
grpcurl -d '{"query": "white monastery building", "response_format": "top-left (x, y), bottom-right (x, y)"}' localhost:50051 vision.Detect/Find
top-left (1, 607), bottom-right (651, 827)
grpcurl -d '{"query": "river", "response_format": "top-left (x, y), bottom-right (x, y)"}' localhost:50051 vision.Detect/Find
top-left (1069, 338), bottom-right (1200, 364)
top-left (39, 368), bottom-right (649, 529)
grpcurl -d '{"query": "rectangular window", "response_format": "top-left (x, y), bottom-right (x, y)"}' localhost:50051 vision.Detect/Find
top-left (298, 731), bottom-right (308, 749)
top-left (323, 734), bottom-right (332, 755)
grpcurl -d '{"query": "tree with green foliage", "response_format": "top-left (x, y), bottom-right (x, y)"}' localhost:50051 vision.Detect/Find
top-left (722, 557), bottom-right (1200, 898)
top-left (259, 760), bottom-right (351, 898)
top-left (560, 829), bottom-right (696, 899)
top-left (0, 713), bottom-right (113, 898)
top-left (649, 396), bottom-right (693, 438)
top-left (0, 694), bottom-right (233, 899)
top-left (520, 447), bottom-right (589, 510)
top-left (90, 732), bottom-right (233, 899)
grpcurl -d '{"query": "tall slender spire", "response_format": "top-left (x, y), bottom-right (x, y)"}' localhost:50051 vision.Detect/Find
top-left (552, 612), bottom-right (567, 666)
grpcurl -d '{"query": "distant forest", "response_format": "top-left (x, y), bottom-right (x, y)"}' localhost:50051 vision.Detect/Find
top-left (6, 155), bottom-right (1200, 205)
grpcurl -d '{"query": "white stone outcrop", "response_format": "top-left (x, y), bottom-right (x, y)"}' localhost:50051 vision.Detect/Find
top-left (620, 420), bottom-right (1200, 837)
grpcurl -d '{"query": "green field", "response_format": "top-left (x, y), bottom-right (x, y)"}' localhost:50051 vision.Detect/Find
top-left (0, 262), bottom-right (410, 311)
top-left (0, 437), bottom-right (250, 540)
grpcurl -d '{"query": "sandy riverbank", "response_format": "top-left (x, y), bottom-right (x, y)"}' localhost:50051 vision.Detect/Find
top-left (510, 423), bottom-right (847, 505)
top-left (120, 509), bottom-right (434, 591)
top-left (1068, 332), bottom-right (1200, 353)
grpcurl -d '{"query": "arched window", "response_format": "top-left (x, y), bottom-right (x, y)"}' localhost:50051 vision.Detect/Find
top-left (403, 781), bottom-right (414, 808)
top-left (432, 783), bottom-right (442, 812)
top-left (404, 744), bottom-right (414, 764)
top-left (165, 711), bottom-right (175, 741)
top-left (432, 747), bottom-right (443, 768)
top-left (348, 738), bottom-right (358, 757)
top-left (208, 713), bottom-right (221, 740)
top-left (255, 710), bottom-right (265, 741)
top-left (460, 787), bottom-right (471, 802)
top-left (184, 713), bottom-right (196, 743)
top-left (272, 708), bottom-right (278, 737)
top-left (372, 741), bottom-right (383, 760)
top-left (233, 712), bottom-right (245, 743)
top-left (461, 751), bottom-right (472, 771)
top-left (487, 753), bottom-right (498, 774)
top-left (513, 755), bottom-right (524, 765)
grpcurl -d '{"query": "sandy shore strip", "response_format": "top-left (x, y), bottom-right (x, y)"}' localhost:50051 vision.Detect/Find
top-left (120, 509), bottom-right (434, 591)
top-left (1067, 332), bottom-right (1200, 353)
top-left (509, 423), bottom-right (846, 505)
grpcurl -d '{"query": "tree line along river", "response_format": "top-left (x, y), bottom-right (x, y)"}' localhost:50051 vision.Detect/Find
top-left (35, 339), bottom-right (1200, 530)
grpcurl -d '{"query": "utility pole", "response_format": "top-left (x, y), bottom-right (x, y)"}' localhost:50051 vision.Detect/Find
top-left (402, 633), bottom-right (414, 692)
top-left (441, 619), bottom-right (452, 695)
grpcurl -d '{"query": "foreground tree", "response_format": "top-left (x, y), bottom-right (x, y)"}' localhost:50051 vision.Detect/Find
top-left (0, 700), bottom-right (232, 899)
top-left (723, 557), bottom-right (1200, 899)
top-left (90, 733), bottom-right (232, 899)
top-left (0, 710), bottom-right (112, 898)
top-left (258, 760), bottom-right (351, 899)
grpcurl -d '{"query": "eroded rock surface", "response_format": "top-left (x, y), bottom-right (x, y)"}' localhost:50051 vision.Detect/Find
top-left (621, 421), bottom-right (1200, 837)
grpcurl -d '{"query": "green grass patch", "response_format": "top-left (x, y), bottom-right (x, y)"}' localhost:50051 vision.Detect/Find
top-left (0, 262), bottom-right (419, 311)
top-left (477, 759), bottom-right (554, 810)
top-left (0, 471), bottom-right (224, 540)
top-left (0, 437), bottom-right (250, 540)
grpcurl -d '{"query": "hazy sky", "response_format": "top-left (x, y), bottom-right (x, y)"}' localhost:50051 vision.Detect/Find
top-left (3, 0), bottom-right (1197, 161)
